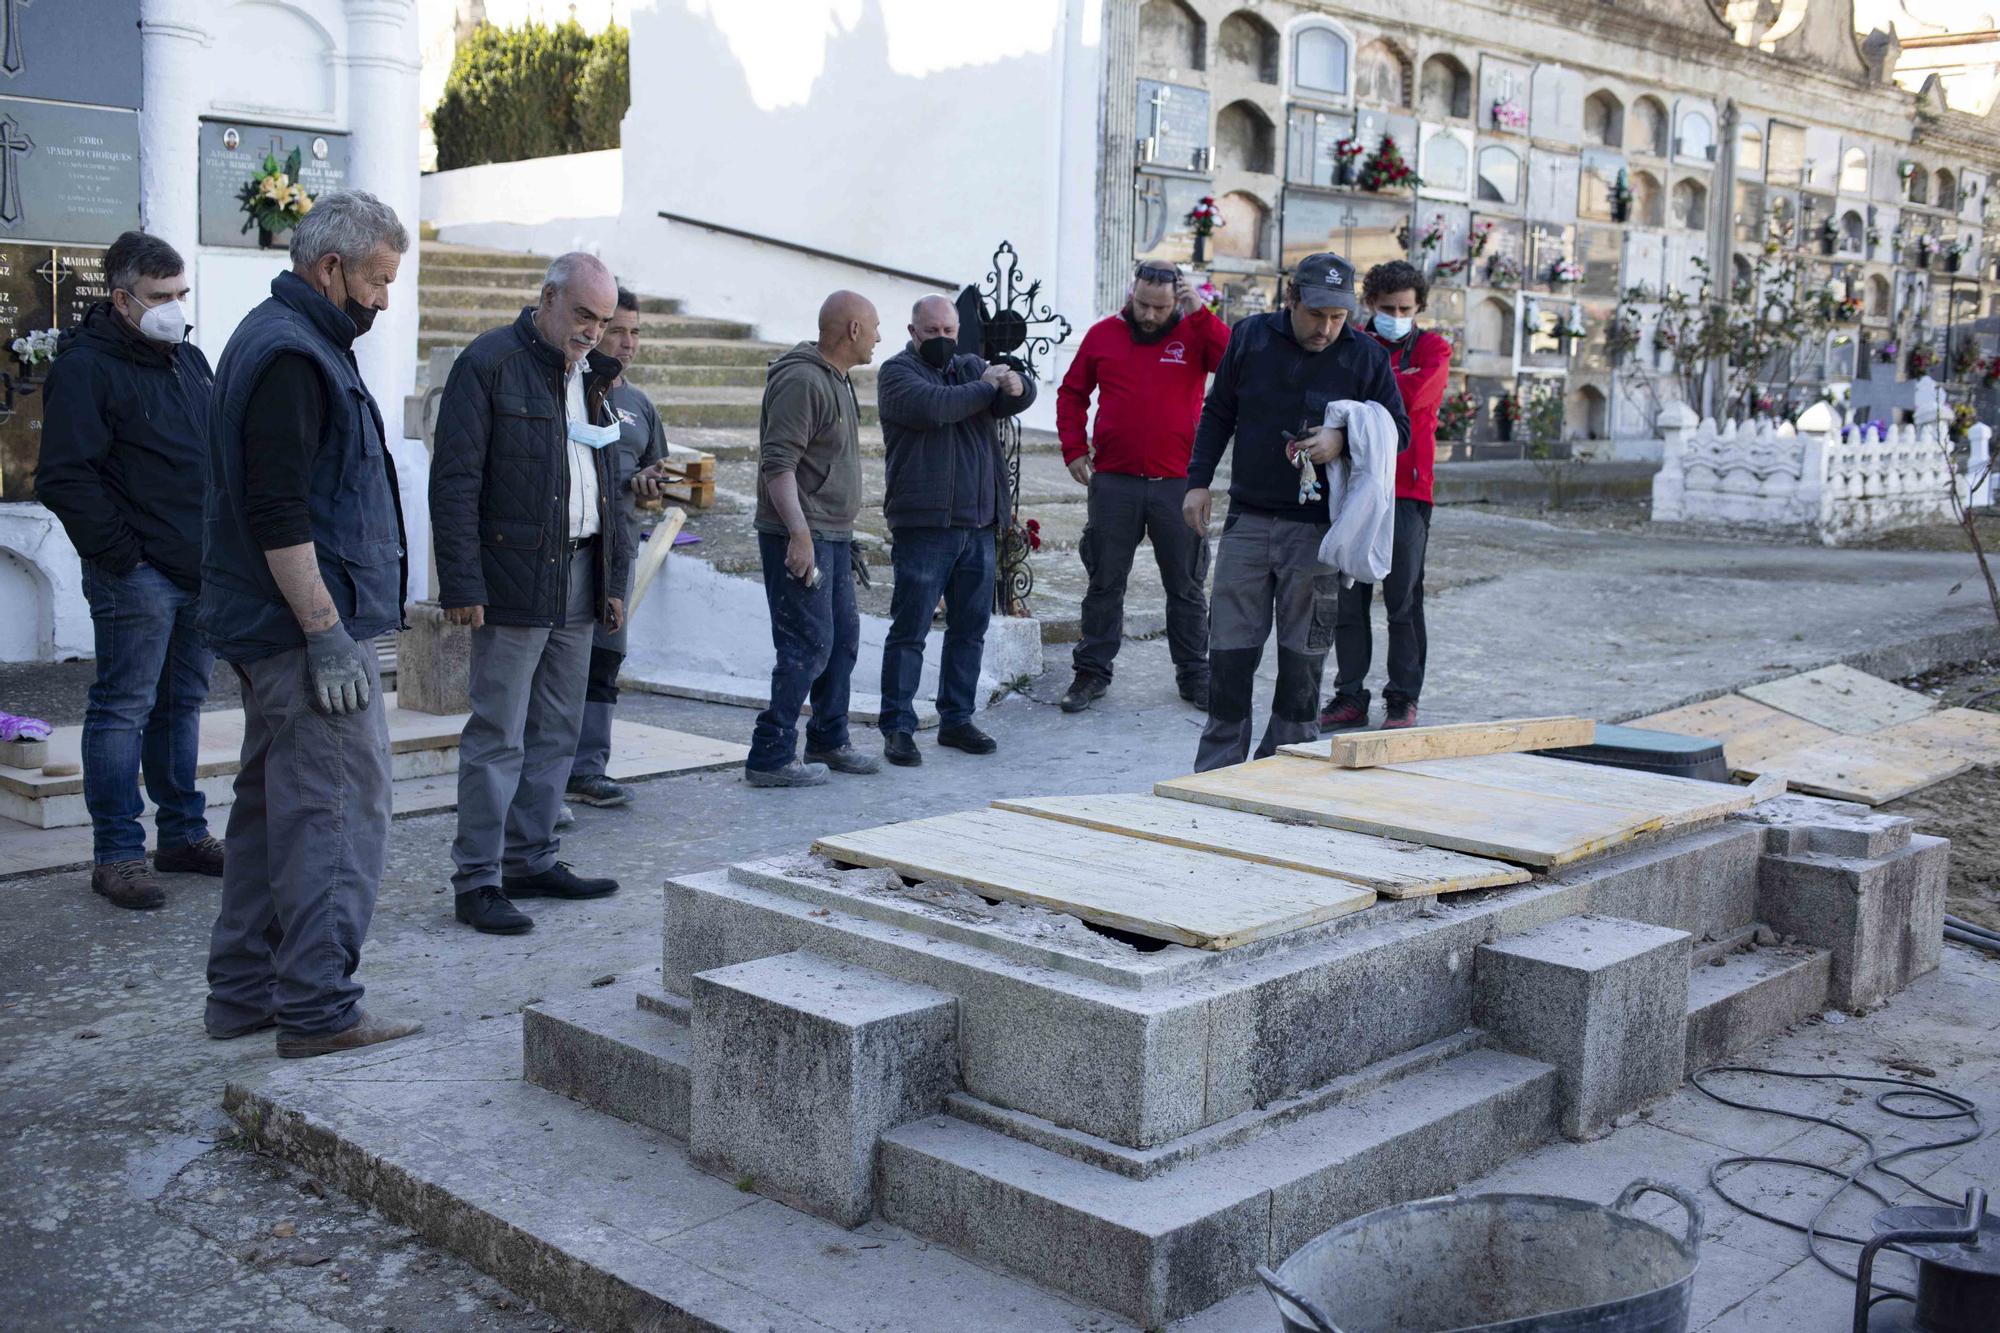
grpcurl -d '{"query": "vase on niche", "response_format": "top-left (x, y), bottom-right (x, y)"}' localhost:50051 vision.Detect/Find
top-left (1496, 417), bottom-right (1514, 442)
top-left (1192, 233), bottom-right (1208, 264)
top-left (1335, 158), bottom-right (1358, 188)
top-left (258, 226), bottom-right (292, 251)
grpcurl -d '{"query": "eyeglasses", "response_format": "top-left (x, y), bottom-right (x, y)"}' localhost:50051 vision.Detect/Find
top-left (1134, 263), bottom-right (1179, 284)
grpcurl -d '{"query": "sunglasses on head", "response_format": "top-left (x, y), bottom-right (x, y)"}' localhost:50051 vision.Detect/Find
top-left (1134, 263), bottom-right (1179, 284)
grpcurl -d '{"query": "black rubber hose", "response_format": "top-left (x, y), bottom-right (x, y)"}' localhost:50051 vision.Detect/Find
top-left (1943, 913), bottom-right (2000, 943)
top-left (1945, 925), bottom-right (2000, 953)
top-left (1691, 1065), bottom-right (1981, 1304)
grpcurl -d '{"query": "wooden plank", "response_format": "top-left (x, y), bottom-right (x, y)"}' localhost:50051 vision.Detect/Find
top-left (1380, 752), bottom-right (1753, 823)
top-left (1281, 717), bottom-right (1595, 768)
top-left (812, 807), bottom-right (1375, 950)
top-left (1154, 756), bottom-right (1666, 868)
top-left (991, 793), bottom-right (1529, 899)
top-left (1739, 665), bottom-right (1936, 735)
top-left (628, 507), bottom-right (686, 613)
top-left (1870, 708), bottom-right (2000, 766)
top-left (1738, 732), bottom-right (1972, 806)
top-left (1743, 772), bottom-right (1788, 803)
top-left (1632, 695), bottom-right (1839, 774)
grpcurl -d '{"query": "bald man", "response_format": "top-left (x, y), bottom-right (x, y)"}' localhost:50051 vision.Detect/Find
top-left (875, 294), bottom-right (1036, 765)
top-left (745, 290), bottom-right (883, 785)
top-left (431, 250), bottom-right (631, 933)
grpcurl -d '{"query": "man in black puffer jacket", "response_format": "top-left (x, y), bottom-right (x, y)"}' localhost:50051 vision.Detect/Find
top-left (875, 294), bottom-right (1035, 767)
top-left (430, 251), bottom-right (632, 936)
top-left (38, 230), bottom-right (224, 910)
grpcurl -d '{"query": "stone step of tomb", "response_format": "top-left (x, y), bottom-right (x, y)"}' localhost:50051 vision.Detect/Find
top-left (416, 265), bottom-right (682, 312)
top-left (420, 243), bottom-right (550, 271)
top-left (420, 282), bottom-right (688, 314)
top-left (417, 307), bottom-right (752, 341)
top-left (875, 1044), bottom-right (1560, 1325)
top-left (524, 982), bottom-right (691, 1139)
top-left (1684, 936), bottom-right (1832, 1073)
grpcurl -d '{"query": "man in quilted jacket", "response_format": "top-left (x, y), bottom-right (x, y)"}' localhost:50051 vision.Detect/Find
top-left (431, 252), bottom-right (632, 935)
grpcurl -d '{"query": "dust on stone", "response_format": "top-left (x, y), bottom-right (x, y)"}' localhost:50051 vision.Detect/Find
top-left (774, 853), bottom-right (1141, 957)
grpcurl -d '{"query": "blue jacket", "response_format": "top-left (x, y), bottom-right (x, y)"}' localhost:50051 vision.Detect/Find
top-left (198, 271), bottom-right (406, 663)
top-left (876, 345), bottom-right (1036, 531)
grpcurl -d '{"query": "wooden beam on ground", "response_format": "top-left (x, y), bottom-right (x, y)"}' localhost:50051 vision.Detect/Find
top-left (1633, 694), bottom-right (1838, 775)
top-left (992, 792), bottom-right (1528, 898)
top-left (1738, 665), bottom-right (1936, 735)
top-left (628, 507), bottom-right (686, 615)
top-left (813, 807), bottom-right (1375, 950)
top-left (1280, 716), bottom-right (1595, 768)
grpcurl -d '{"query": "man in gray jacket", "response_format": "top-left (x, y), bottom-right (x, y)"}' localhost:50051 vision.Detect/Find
top-left (746, 291), bottom-right (881, 785)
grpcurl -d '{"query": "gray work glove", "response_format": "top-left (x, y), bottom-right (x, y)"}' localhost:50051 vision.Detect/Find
top-left (305, 622), bottom-right (374, 717)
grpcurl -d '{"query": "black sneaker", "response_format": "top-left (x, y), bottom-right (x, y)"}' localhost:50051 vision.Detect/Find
top-left (1178, 677), bottom-right (1210, 710)
top-left (502, 861), bottom-right (620, 900)
top-left (744, 759), bottom-right (829, 787)
top-left (155, 835), bottom-right (225, 876)
top-left (1318, 695), bottom-right (1370, 733)
top-left (92, 860), bottom-right (164, 911)
top-left (456, 886), bottom-right (533, 934)
top-left (566, 774), bottom-right (630, 807)
top-left (937, 722), bottom-right (997, 755)
top-left (883, 731), bottom-right (922, 767)
top-left (1059, 672), bottom-right (1109, 713)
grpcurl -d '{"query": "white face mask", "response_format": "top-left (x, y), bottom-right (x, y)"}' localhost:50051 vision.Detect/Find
top-left (567, 417), bottom-right (619, 449)
top-left (132, 297), bottom-right (186, 345)
top-left (1373, 312), bottom-right (1414, 341)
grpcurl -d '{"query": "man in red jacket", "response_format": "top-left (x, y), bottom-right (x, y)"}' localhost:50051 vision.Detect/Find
top-left (1055, 262), bottom-right (1230, 712)
top-left (1319, 260), bottom-right (1450, 731)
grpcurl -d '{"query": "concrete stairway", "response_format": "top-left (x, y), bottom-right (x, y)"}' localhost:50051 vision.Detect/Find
top-left (416, 242), bottom-right (878, 428)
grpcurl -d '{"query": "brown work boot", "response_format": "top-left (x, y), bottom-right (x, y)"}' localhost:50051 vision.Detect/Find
top-left (276, 1011), bottom-right (424, 1060)
top-left (92, 859), bottom-right (164, 910)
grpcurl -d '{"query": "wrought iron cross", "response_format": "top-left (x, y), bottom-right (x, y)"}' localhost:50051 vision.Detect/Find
top-left (1, 0), bottom-right (28, 80)
top-left (0, 116), bottom-right (33, 226)
top-left (1339, 204), bottom-right (1358, 256)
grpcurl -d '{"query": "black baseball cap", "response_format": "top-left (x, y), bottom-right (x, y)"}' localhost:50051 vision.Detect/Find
top-left (1294, 252), bottom-right (1358, 312)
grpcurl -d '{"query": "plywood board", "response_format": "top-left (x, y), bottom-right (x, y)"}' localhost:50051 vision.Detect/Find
top-left (1154, 756), bottom-right (1668, 868)
top-left (991, 793), bottom-right (1529, 899)
top-left (1738, 733), bottom-right (1972, 806)
top-left (1632, 695), bottom-right (1839, 774)
top-left (1870, 708), bottom-right (2000, 766)
top-left (1379, 752), bottom-right (1754, 824)
top-left (1281, 717), bottom-right (1595, 768)
top-left (813, 807), bottom-right (1375, 949)
top-left (1739, 665), bottom-right (1936, 735)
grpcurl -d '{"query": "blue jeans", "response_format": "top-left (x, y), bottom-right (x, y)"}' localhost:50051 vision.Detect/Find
top-left (879, 525), bottom-right (993, 735)
top-left (749, 532), bottom-right (857, 770)
top-left (80, 561), bottom-right (214, 863)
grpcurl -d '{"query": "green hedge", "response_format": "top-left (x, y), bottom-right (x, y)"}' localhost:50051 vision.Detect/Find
top-left (432, 20), bottom-right (629, 171)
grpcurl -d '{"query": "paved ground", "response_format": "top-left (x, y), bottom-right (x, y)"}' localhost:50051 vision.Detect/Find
top-left (4, 504), bottom-right (1998, 1330)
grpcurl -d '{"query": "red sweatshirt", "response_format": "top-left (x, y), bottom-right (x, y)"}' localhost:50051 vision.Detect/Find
top-left (1369, 325), bottom-right (1451, 502)
top-left (1057, 307), bottom-right (1231, 477)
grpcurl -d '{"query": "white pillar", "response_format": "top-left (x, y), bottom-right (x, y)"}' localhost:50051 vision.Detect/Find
top-left (138, 0), bottom-right (211, 252)
top-left (1970, 422), bottom-right (1993, 508)
top-left (343, 0), bottom-right (428, 602)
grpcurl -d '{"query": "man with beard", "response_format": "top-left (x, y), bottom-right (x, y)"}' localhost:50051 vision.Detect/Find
top-left (1054, 262), bottom-right (1229, 713)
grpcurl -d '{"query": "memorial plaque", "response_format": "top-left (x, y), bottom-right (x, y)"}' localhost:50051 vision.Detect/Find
top-left (1528, 222), bottom-right (1574, 290)
top-left (0, 98), bottom-right (139, 246)
top-left (1134, 172), bottom-right (1209, 264)
top-left (198, 120), bottom-right (352, 250)
top-left (0, 0), bottom-right (141, 109)
top-left (1281, 194), bottom-right (1407, 272)
top-left (1287, 108), bottom-right (1354, 189)
top-left (1135, 81), bottom-right (1210, 175)
top-left (1577, 224), bottom-right (1622, 299)
top-left (0, 242), bottom-right (108, 500)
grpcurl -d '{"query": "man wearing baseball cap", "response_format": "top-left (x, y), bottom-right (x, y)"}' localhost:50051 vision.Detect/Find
top-left (1182, 252), bottom-right (1409, 771)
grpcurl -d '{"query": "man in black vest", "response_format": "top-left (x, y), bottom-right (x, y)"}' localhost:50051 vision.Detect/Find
top-left (431, 252), bottom-right (631, 936)
top-left (198, 190), bottom-right (420, 1058)
top-left (38, 230), bottom-right (223, 910)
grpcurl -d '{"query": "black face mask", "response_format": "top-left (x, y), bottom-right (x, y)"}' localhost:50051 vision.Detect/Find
top-left (331, 259), bottom-right (378, 337)
top-left (1123, 305), bottom-right (1182, 346)
top-left (917, 335), bottom-right (956, 370)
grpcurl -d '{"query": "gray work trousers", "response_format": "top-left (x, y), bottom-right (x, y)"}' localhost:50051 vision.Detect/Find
top-left (1195, 510), bottom-right (1339, 773)
top-left (204, 641), bottom-right (391, 1038)
top-left (451, 553), bottom-right (596, 893)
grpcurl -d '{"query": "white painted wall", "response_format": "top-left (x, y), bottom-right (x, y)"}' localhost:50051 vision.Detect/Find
top-left (0, 506), bottom-right (88, 661)
top-left (425, 0), bottom-right (1108, 430)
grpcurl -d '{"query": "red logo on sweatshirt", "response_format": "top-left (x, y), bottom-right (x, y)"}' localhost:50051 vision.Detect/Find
top-left (1159, 340), bottom-right (1187, 366)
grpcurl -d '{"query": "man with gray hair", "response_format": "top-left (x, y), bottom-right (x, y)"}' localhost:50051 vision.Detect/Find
top-left (198, 189), bottom-right (421, 1058)
top-left (431, 251), bottom-right (631, 936)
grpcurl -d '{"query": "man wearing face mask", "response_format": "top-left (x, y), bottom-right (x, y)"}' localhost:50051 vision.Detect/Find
top-left (1183, 252), bottom-right (1409, 772)
top-left (198, 191), bottom-right (421, 1057)
top-left (875, 294), bottom-right (1037, 767)
top-left (39, 230), bottom-right (223, 910)
top-left (431, 251), bottom-right (631, 936)
top-left (1319, 260), bottom-right (1451, 733)
top-left (1054, 262), bottom-right (1229, 714)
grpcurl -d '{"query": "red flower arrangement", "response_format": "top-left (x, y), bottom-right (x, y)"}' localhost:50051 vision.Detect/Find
top-left (1358, 135), bottom-right (1419, 192)
top-left (1184, 196), bottom-right (1224, 239)
top-left (1024, 518), bottom-right (1042, 552)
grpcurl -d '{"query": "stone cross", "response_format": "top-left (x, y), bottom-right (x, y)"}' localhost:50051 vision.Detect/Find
top-left (1, 0), bottom-right (29, 80)
top-left (0, 115), bottom-right (32, 226)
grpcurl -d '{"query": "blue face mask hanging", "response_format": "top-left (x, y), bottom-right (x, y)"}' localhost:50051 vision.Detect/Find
top-left (568, 417), bottom-right (619, 449)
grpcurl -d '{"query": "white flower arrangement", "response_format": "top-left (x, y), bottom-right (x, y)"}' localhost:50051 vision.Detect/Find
top-left (10, 328), bottom-right (57, 367)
